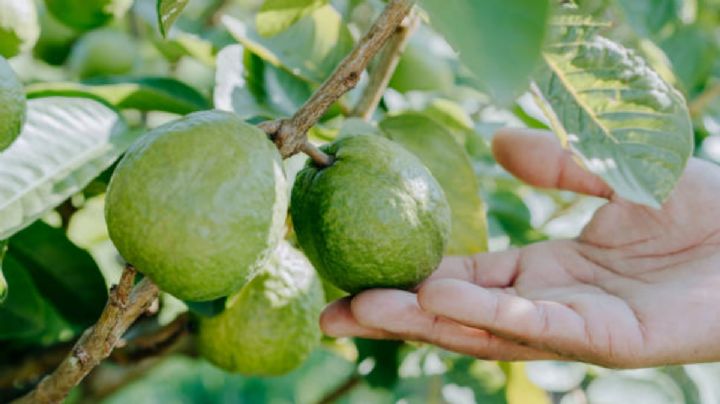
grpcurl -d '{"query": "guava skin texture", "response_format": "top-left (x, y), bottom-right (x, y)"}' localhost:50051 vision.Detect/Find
top-left (0, 56), bottom-right (26, 151)
top-left (44, 0), bottom-right (132, 30)
top-left (105, 110), bottom-right (288, 302)
top-left (198, 241), bottom-right (324, 376)
top-left (0, 0), bottom-right (39, 58)
top-left (291, 134), bottom-right (451, 294)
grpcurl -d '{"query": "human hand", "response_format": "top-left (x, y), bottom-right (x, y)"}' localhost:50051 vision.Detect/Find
top-left (320, 128), bottom-right (720, 368)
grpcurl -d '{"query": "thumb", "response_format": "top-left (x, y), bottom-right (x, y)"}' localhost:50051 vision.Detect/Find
top-left (492, 128), bottom-right (613, 199)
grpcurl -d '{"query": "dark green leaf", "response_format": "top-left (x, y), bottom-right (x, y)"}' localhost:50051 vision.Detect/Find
top-left (380, 113), bottom-right (488, 254)
top-left (0, 255), bottom-right (45, 339)
top-left (660, 25), bottom-right (718, 93)
top-left (8, 221), bottom-right (107, 327)
top-left (0, 97), bottom-right (135, 240)
top-left (354, 338), bottom-right (402, 389)
top-left (0, 240), bottom-right (7, 303)
top-left (256, 0), bottom-right (329, 37)
top-left (419, 0), bottom-right (551, 103)
top-left (157, 0), bottom-right (190, 37)
top-left (27, 77), bottom-right (211, 115)
top-left (185, 297), bottom-right (226, 318)
top-left (537, 18), bottom-right (693, 207)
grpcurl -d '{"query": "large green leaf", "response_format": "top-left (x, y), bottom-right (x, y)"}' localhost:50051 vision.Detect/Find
top-left (419, 0), bottom-right (551, 103)
top-left (8, 221), bottom-right (107, 327)
top-left (379, 113), bottom-right (488, 255)
top-left (27, 77), bottom-right (211, 115)
top-left (157, 0), bottom-right (190, 37)
top-left (257, 0), bottom-right (328, 37)
top-left (223, 5), bottom-right (354, 84)
top-left (617, 0), bottom-right (679, 37)
top-left (536, 18), bottom-right (693, 207)
top-left (0, 254), bottom-right (45, 339)
top-left (214, 44), bottom-right (312, 119)
top-left (0, 97), bottom-right (134, 240)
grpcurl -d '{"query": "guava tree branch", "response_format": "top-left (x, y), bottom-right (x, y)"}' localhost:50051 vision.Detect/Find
top-left (13, 266), bottom-right (159, 404)
top-left (351, 12), bottom-right (419, 120)
top-left (259, 0), bottom-right (415, 165)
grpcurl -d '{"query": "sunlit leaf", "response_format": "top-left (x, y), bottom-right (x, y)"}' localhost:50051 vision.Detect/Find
top-left (501, 362), bottom-right (550, 404)
top-left (157, 0), bottom-right (190, 37)
top-left (380, 113), bottom-right (488, 254)
top-left (223, 6), bottom-right (354, 84)
top-left (0, 97), bottom-right (135, 240)
top-left (27, 77), bottom-right (211, 115)
top-left (256, 0), bottom-right (328, 37)
top-left (536, 18), bottom-right (693, 207)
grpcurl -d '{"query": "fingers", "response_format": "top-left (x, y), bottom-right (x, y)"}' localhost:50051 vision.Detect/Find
top-left (320, 297), bottom-right (396, 339)
top-left (426, 249), bottom-right (521, 288)
top-left (492, 128), bottom-right (613, 199)
top-left (417, 279), bottom-right (590, 360)
top-left (322, 289), bottom-right (562, 361)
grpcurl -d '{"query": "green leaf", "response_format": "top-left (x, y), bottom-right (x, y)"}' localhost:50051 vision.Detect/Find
top-left (157, 0), bottom-right (190, 37)
top-left (501, 362), bottom-right (550, 404)
top-left (185, 297), bottom-right (226, 318)
top-left (354, 338), bottom-right (402, 389)
top-left (660, 25), bottom-right (718, 93)
top-left (617, 0), bottom-right (679, 37)
top-left (27, 77), bottom-right (211, 115)
top-left (0, 97), bottom-right (135, 240)
top-left (419, 0), bottom-right (551, 103)
top-left (8, 221), bottom-right (107, 327)
top-left (0, 240), bottom-right (7, 303)
top-left (214, 44), bottom-right (312, 119)
top-left (379, 113), bottom-right (488, 254)
top-left (0, 254), bottom-right (45, 339)
top-left (223, 5), bottom-right (354, 84)
top-left (536, 19), bottom-right (693, 207)
top-left (257, 0), bottom-right (329, 37)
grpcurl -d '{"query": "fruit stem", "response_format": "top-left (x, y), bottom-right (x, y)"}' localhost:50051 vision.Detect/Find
top-left (301, 141), bottom-right (334, 167)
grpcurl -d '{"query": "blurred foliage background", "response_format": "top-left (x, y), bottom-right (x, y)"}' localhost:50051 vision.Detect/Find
top-left (3, 0), bottom-right (720, 402)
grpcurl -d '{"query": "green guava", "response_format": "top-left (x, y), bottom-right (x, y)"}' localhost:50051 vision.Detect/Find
top-left (291, 134), bottom-right (451, 294)
top-left (105, 110), bottom-right (288, 302)
top-left (33, 6), bottom-right (79, 66)
top-left (198, 241), bottom-right (324, 376)
top-left (0, 56), bottom-right (25, 151)
top-left (68, 29), bottom-right (137, 79)
top-left (389, 42), bottom-right (454, 93)
top-left (0, 0), bottom-right (39, 59)
top-left (44, 0), bottom-right (132, 30)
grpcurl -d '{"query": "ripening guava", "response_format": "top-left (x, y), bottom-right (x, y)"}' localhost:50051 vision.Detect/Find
top-left (389, 42), bottom-right (454, 93)
top-left (198, 241), bottom-right (324, 376)
top-left (0, 56), bottom-right (25, 151)
top-left (0, 0), bottom-right (39, 59)
top-left (105, 110), bottom-right (288, 302)
top-left (291, 134), bottom-right (451, 293)
top-left (43, 0), bottom-right (132, 30)
top-left (68, 29), bottom-right (137, 79)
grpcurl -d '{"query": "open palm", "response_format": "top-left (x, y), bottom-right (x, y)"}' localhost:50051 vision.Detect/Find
top-left (320, 128), bottom-right (720, 368)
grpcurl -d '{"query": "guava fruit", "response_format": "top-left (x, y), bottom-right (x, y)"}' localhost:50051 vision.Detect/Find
top-left (44, 0), bottom-right (132, 31)
top-left (389, 42), bottom-right (454, 93)
top-left (0, 0), bottom-right (39, 58)
top-left (198, 241), bottom-right (324, 376)
top-left (105, 110), bottom-right (288, 301)
top-left (0, 56), bottom-right (25, 151)
top-left (33, 7), bottom-right (79, 66)
top-left (291, 134), bottom-right (451, 294)
top-left (68, 29), bottom-right (137, 79)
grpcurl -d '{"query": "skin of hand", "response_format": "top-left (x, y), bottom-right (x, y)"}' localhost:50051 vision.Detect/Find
top-left (320, 128), bottom-right (720, 369)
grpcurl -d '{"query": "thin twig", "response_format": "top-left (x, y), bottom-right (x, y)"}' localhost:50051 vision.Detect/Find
top-left (317, 374), bottom-right (362, 404)
top-left (13, 266), bottom-right (159, 404)
top-left (351, 11), bottom-right (419, 120)
top-left (689, 81), bottom-right (720, 118)
top-left (260, 0), bottom-right (415, 165)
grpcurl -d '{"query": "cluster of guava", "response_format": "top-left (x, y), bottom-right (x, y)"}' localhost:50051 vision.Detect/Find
top-left (105, 110), bottom-right (451, 375)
